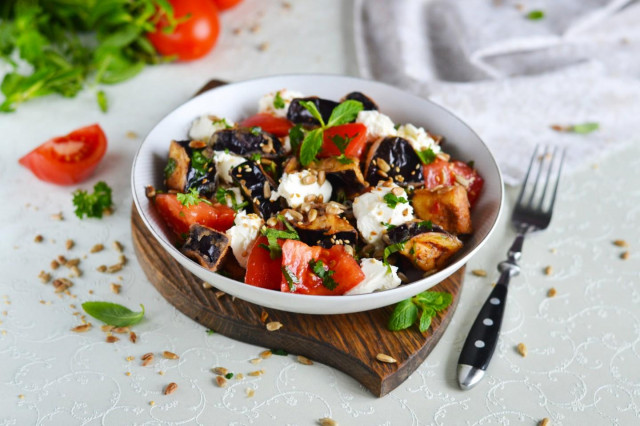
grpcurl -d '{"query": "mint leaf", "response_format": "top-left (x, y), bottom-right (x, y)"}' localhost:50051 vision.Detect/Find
top-left (388, 299), bottom-right (418, 331)
top-left (261, 217), bottom-right (299, 259)
top-left (82, 302), bottom-right (145, 327)
top-left (526, 10), bottom-right (545, 20)
top-left (289, 124), bottom-right (304, 153)
top-left (215, 187), bottom-right (247, 212)
top-left (327, 100), bottom-right (363, 127)
top-left (299, 128), bottom-right (324, 166)
top-left (383, 241), bottom-right (406, 264)
top-left (273, 91), bottom-right (285, 109)
top-left (416, 148), bottom-right (436, 165)
top-left (330, 134), bottom-right (354, 154)
top-left (418, 307), bottom-right (434, 333)
top-left (571, 122), bottom-right (599, 134)
top-left (298, 100), bottom-right (325, 126)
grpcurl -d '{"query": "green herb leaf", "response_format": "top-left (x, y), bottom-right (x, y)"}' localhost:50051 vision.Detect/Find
top-left (215, 187), bottom-right (247, 212)
top-left (81, 301), bottom-right (145, 327)
top-left (177, 188), bottom-right (212, 207)
top-left (381, 222), bottom-right (397, 230)
top-left (289, 124), bottom-right (304, 153)
top-left (299, 128), bottom-right (324, 166)
top-left (213, 117), bottom-right (232, 129)
top-left (418, 308), bottom-right (434, 333)
top-left (526, 10), bottom-right (545, 20)
top-left (383, 241), bottom-right (406, 264)
top-left (281, 265), bottom-right (299, 292)
top-left (388, 299), bottom-right (418, 331)
top-left (571, 122), bottom-right (599, 134)
top-left (330, 134), bottom-right (354, 154)
top-left (250, 152), bottom-right (262, 162)
top-left (164, 158), bottom-right (177, 179)
top-left (336, 154), bottom-right (353, 165)
top-left (383, 192), bottom-right (408, 209)
top-left (271, 348), bottom-right (288, 356)
top-left (250, 126), bottom-right (262, 136)
top-left (308, 259), bottom-right (338, 290)
top-left (298, 100), bottom-right (325, 126)
top-left (260, 217), bottom-right (300, 259)
top-left (416, 147), bottom-right (436, 165)
top-left (96, 90), bottom-right (108, 112)
top-left (72, 181), bottom-right (113, 219)
top-left (190, 150), bottom-right (211, 175)
top-left (225, 372), bottom-right (234, 379)
top-left (417, 220), bottom-right (433, 230)
top-left (327, 100), bottom-right (363, 127)
top-left (206, 329), bottom-right (215, 335)
top-left (273, 91), bottom-right (285, 109)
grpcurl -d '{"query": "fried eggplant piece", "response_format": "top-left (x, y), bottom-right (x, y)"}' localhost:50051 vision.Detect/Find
top-left (287, 96), bottom-right (339, 126)
top-left (165, 140), bottom-right (216, 198)
top-left (210, 128), bottom-right (284, 158)
top-left (342, 92), bottom-right (378, 111)
top-left (309, 157), bottom-right (368, 195)
top-left (181, 224), bottom-right (230, 271)
top-left (412, 186), bottom-right (472, 234)
top-left (230, 160), bottom-right (283, 219)
top-left (295, 213), bottom-right (358, 249)
top-left (364, 137), bottom-right (424, 186)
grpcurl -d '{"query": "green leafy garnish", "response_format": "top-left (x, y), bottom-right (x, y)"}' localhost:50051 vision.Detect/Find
top-left (383, 241), bottom-right (406, 265)
top-left (97, 90), bottom-right (108, 113)
top-left (289, 124), bottom-right (304, 153)
top-left (381, 222), bottom-right (397, 230)
top-left (281, 265), bottom-right (299, 292)
top-left (331, 134), bottom-right (356, 164)
top-left (164, 158), bottom-right (177, 179)
top-left (206, 329), bottom-right (215, 335)
top-left (213, 118), bottom-right (232, 128)
top-left (526, 10), bottom-right (545, 20)
top-left (215, 187), bottom-right (247, 212)
top-left (273, 91), bottom-right (285, 109)
top-left (225, 372), bottom-right (234, 379)
top-left (177, 188), bottom-right (212, 207)
top-left (308, 259), bottom-right (338, 291)
top-left (190, 150), bottom-right (211, 175)
top-left (271, 348), bottom-right (288, 356)
top-left (571, 122), bottom-right (599, 134)
top-left (260, 215), bottom-right (300, 259)
top-left (417, 220), bottom-right (433, 229)
top-left (383, 192), bottom-right (408, 208)
top-left (82, 301), bottom-right (145, 327)
top-left (250, 126), bottom-right (262, 136)
top-left (250, 152), bottom-right (262, 162)
top-left (72, 181), bottom-right (113, 219)
top-left (387, 291), bottom-right (452, 332)
top-left (297, 100), bottom-right (364, 166)
top-left (416, 148), bottom-right (436, 165)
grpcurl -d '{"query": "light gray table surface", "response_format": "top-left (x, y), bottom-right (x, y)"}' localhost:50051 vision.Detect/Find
top-left (1, 1), bottom-right (638, 424)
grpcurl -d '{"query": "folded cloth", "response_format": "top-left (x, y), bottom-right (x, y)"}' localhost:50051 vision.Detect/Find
top-left (353, 0), bottom-right (640, 184)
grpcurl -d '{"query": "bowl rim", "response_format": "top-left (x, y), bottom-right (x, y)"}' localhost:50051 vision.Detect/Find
top-left (131, 73), bottom-right (504, 310)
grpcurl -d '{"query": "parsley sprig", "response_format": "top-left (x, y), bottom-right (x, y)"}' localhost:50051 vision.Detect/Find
top-left (296, 100), bottom-right (364, 166)
top-left (388, 291), bottom-right (452, 332)
top-left (260, 215), bottom-right (300, 259)
top-left (383, 192), bottom-right (408, 208)
top-left (273, 92), bottom-right (285, 109)
top-left (416, 147), bottom-right (437, 165)
top-left (72, 181), bottom-right (113, 219)
top-left (308, 259), bottom-right (338, 291)
top-left (177, 188), bottom-right (212, 207)
top-left (215, 187), bottom-right (248, 212)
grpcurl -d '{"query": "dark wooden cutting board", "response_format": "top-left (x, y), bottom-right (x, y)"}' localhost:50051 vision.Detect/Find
top-left (130, 80), bottom-right (465, 397)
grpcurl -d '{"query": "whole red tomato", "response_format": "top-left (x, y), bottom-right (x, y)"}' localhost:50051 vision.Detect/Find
top-left (148, 0), bottom-right (220, 61)
top-left (214, 0), bottom-right (244, 11)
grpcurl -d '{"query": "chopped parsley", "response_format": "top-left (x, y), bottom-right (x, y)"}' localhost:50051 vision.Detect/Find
top-left (260, 215), bottom-right (300, 259)
top-left (381, 222), bottom-right (397, 230)
top-left (213, 118), bottom-right (233, 129)
top-left (271, 348), bottom-right (288, 356)
top-left (526, 10), bottom-right (545, 20)
top-left (177, 188), bottom-right (212, 207)
top-left (417, 220), bottom-right (433, 230)
top-left (383, 240), bottom-right (406, 273)
top-left (72, 181), bottom-right (113, 219)
top-left (215, 187), bottom-right (247, 212)
top-left (308, 259), bottom-right (338, 291)
top-left (164, 158), bottom-right (177, 179)
top-left (281, 265), bottom-right (299, 292)
top-left (416, 147), bottom-right (436, 165)
top-left (383, 192), bottom-right (408, 208)
top-left (225, 372), bottom-right (234, 379)
top-left (190, 150), bottom-right (211, 175)
top-left (250, 126), bottom-right (262, 136)
top-left (273, 91), bottom-right (285, 109)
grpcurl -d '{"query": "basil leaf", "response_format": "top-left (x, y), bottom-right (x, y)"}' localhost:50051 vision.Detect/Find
top-left (416, 148), bottom-right (436, 165)
top-left (298, 100), bottom-right (325, 126)
top-left (82, 301), bottom-right (145, 327)
top-left (327, 100), bottom-right (363, 127)
top-left (571, 122), bottom-right (599, 134)
top-left (299, 128), bottom-right (324, 166)
top-left (418, 307), bottom-right (434, 333)
top-left (388, 299), bottom-right (418, 331)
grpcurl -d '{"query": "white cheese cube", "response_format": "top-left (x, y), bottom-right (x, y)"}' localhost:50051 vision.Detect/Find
top-left (345, 258), bottom-right (401, 295)
top-left (212, 150), bottom-right (246, 184)
top-left (258, 89), bottom-right (305, 119)
top-left (226, 210), bottom-right (263, 268)
top-left (270, 170), bottom-right (332, 208)
top-left (356, 110), bottom-right (397, 142)
top-left (396, 123), bottom-right (441, 154)
top-left (189, 116), bottom-right (234, 141)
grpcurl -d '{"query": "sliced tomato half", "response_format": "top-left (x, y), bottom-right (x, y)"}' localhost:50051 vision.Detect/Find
top-left (19, 124), bottom-right (107, 185)
top-left (239, 113), bottom-right (293, 138)
top-left (280, 240), bottom-right (364, 295)
top-left (319, 123), bottom-right (368, 160)
top-left (244, 236), bottom-right (283, 290)
top-left (154, 193), bottom-right (235, 237)
top-left (449, 161), bottom-right (484, 206)
top-left (422, 159), bottom-right (455, 190)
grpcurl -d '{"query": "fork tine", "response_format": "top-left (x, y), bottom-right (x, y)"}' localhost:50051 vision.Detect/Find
top-left (516, 145), bottom-right (541, 208)
top-left (536, 145), bottom-right (559, 211)
top-left (526, 145), bottom-right (547, 208)
top-left (546, 147), bottom-right (565, 212)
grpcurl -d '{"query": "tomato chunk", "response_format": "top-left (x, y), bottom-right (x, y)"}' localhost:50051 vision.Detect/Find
top-left (449, 161), bottom-right (484, 206)
top-left (423, 159), bottom-right (484, 206)
top-left (154, 193), bottom-right (235, 237)
top-left (19, 124), bottom-right (107, 185)
top-left (319, 123), bottom-right (368, 160)
top-left (244, 236), bottom-right (282, 290)
top-left (240, 113), bottom-right (293, 138)
top-left (280, 240), bottom-right (364, 295)
top-left (422, 159), bottom-right (454, 190)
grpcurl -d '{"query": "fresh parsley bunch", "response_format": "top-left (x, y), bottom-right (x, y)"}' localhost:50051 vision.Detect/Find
top-left (388, 291), bottom-right (452, 333)
top-left (72, 181), bottom-right (113, 219)
top-left (0, 0), bottom-right (175, 112)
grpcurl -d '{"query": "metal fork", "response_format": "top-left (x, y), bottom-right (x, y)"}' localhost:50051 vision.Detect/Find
top-left (457, 145), bottom-right (565, 390)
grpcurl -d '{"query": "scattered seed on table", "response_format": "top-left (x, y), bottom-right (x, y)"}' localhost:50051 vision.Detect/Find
top-left (163, 351), bottom-right (179, 360)
top-left (246, 387), bottom-right (255, 397)
top-left (149, 400), bottom-right (155, 406)
top-left (106, 335), bottom-right (119, 343)
top-left (107, 263), bottom-right (123, 273)
top-left (621, 251), bottom-right (629, 260)
top-left (297, 355), bottom-right (313, 365)
top-left (544, 266), bottom-right (553, 276)
top-left (129, 332), bottom-right (137, 343)
top-left (96, 265), bottom-right (107, 272)
top-left (547, 288), bottom-right (557, 298)
top-left (212, 367), bottom-right (228, 376)
top-left (113, 241), bottom-right (124, 252)
top-left (472, 269), bottom-right (487, 277)
top-left (141, 353), bottom-right (154, 366)
top-left (164, 382), bottom-right (178, 395)
top-left (259, 350), bottom-right (272, 359)
top-left (266, 321), bottom-right (282, 331)
top-left (112, 327), bottom-right (129, 334)
top-left (215, 376), bottom-right (227, 387)
top-left (71, 323), bottom-right (92, 333)
top-left (34, 235), bottom-right (43, 243)
top-left (318, 418), bottom-right (338, 426)
top-left (250, 358), bottom-right (262, 365)
top-left (215, 290), bottom-right (225, 298)
top-left (539, 418), bottom-right (550, 426)
top-left (51, 260), bottom-right (60, 270)
top-left (202, 282), bottom-right (213, 289)
top-left (51, 212), bottom-right (63, 221)
top-left (65, 239), bottom-right (74, 250)
top-left (38, 271), bottom-right (51, 283)
top-left (376, 353), bottom-right (397, 364)
top-left (126, 356), bottom-right (134, 362)
top-left (90, 244), bottom-right (104, 253)
top-left (517, 342), bottom-right (527, 357)
top-left (110, 283), bottom-right (121, 294)
top-left (260, 310), bottom-right (268, 323)
top-left (248, 370), bottom-right (264, 377)
top-left (613, 239), bottom-right (628, 248)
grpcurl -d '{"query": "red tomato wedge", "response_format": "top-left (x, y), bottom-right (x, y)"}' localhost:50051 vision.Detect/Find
top-left (239, 113), bottom-right (293, 138)
top-left (423, 159), bottom-right (484, 206)
top-left (154, 193), bottom-right (235, 237)
top-left (280, 240), bottom-right (364, 295)
top-left (244, 236), bottom-right (282, 290)
top-left (214, 0), bottom-right (243, 10)
top-left (147, 0), bottom-right (220, 61)
top-left (319, 123), bottom-right (368, 160)
top-left (19, 124), bottom-right (107, 185)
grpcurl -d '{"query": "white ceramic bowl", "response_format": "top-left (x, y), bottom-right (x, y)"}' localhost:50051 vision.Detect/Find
top-left (132, 74), bottom-right (503, 314)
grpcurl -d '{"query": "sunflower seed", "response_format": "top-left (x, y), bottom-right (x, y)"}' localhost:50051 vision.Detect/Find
top-left (212, 367), bottom-right (228, 376)
top-left (472, 269), bottom-right (487, 277)
top-left (164, 382), bottom-right (178, 395)
top-left (71, 323), bottom-right (91, 333)
top-left (376, 353), bottom-right (397, 363)
top-left (163, 351), bottom-right (179, 360)
top-left (297, 355), bottom-right (313, 365)
top-left (517, 342), bottom-right (527, 357)
top-left (266, 321), bottom-right (283, 331)
top-left (215, 376), bottom-right (227, 387)
top-left (106, 335), bottom-right (119, 343)
top-left (613, 239), bottom-right (628, 247)
top-left (547, 288), bottom-right (557, 298)
top-left (90, 244), bottom-right (104, 253)
top-left (318, 417), bottom-right (338, 426)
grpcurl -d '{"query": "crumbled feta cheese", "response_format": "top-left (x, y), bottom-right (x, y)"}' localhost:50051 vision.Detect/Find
top-left (352, 182), bottom-right (414, 244)
top-left (346, 258), bottom-right (401, 295)
top-left (396, 123), bottom-right (441, 154)
top-left (219, 187), bottom-right (243, 209)
top-left (258, 89), bottom-right (305, 118)
top-left (356, 110), bottom-right (397, 141)
top-left (227, 210), bottom-right (263, 268)
top-left (270, 170), bottom-right (332, 208)
top-left (282, 135), bottom-right (292, 154)
top-left (213, 151), bottom-right (246, 184)
top-left (189, 116), bottom-right (235, 141)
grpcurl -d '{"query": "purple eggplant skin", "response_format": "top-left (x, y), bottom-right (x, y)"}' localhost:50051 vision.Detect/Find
top-left (386, 220), bottom-right (445, 245)
top-left (287, 97), bottom-right (339, 126)
top-left (343, 92), bottom-right (378, 111)
top-left (165, 140), bottom-right (217, 198)
top-left (230, 160), bottom-right (283, 219)
top-left (181, 224), bottom-right (230, 271)
top-left (364, 136), bottom-right (424, 187)
top-left (309, 157), bottom-right (368, 196)
top-left (295, 216), bottom-right (358, 249)
top-left (210, 128), bottom-right (284, 158)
